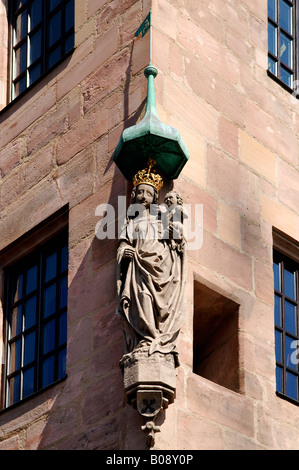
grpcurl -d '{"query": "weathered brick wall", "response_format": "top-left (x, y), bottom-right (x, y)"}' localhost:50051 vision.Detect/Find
top-left (0, 0), bottom-right (298, 450)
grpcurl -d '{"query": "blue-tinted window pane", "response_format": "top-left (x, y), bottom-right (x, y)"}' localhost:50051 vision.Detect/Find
top-left (10, 306), bottom-right (22, 338)
top-left (273, 262), bottom-right (281, 291)
top-left (15, 43), bottom-right (27, 76)
top-left (286, 335), bottom-right (297, 370)
top-left (44, 283), bottom-right (56, 317)
top-left (280, 0), bottom-right (292, 34)
top-left (268, 22), bottom-right (277, 56)
top-left (12, 274), bottom-right (23, 303)
top-left (274, 294), bottom-right (282, 327)
top-left (285, 300), bottom-right (297, 335)
top-left (268, 0), bottom-right (277, 21)
top-left (65, 1), bottom-right (74, 32)
top-left (29, 63), bottom-right (41, 84)
top-left (58, 348), bottom-right (66, 379)
top-left (48, 46), bottom-right (61, 68)
top-left (25, 296), bottom-right (37, 329)
top-left (284, 267), bottom-right (296, 300)
top-left (60, 276), bottom-right (68, 309)
top-left (59, 312), bottom-right (67, 345)
top-left (286, 371), bottom-right (298, 400)
top-left (275, 330), bottom-right (282, 362)
top-left (23, 367), bottom-right (35, 398)
top-left (50, 0), bottom-right (61, 12)
top-left (10, 340), bottom-right (21, 373)
top-left (280, 66), bottom-right (293, 87)
top-left (30, 29), bottom-right (42, 64)
top-left (24, 331), bottom-right (35, 365)
top-left (45, 252), bottom-right (57, 282)
top-left (268, 56), bottom-right (277, 75)
top-left (43, 319), bottom-right (56, 354)
top-left (276, 365), bottom-right (283, 393)
top-left (30, 0), bottom-right (42, 30)
top-left (65, 34), bottom-right (74, 54)
top-left (26, 265), bottom-right (37, 294)
top-left (14, 77), bottom-right (27, 96)
top-left (61, 245), bottom-right (68, 273)
top-left (280, 33), bottom-right (292, 67)
top-left (49, 11), bottom-right (61, 46)
top-left (8, 374), bottom-right (20, 406)
top-left (42, 355), bottom-right (55, 387)
top-left (15, 10), bottom-right (27, 43)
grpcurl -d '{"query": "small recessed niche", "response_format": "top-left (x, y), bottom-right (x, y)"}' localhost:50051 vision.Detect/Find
top-left (193, 280), bottom-right (240, 393)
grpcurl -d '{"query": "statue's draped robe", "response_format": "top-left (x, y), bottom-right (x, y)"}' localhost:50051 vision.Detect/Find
top-left (116, 206), bottom-right (187, 365)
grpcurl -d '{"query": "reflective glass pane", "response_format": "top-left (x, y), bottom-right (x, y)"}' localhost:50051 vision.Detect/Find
top-left (286, 371), bottom-right (298, 400)
top-left (10, 340), bottom-right (21, 373)
top-left (268, 0), bottom-right (277, 20)
top-left (276, 365), bottom-right (283, 393)
top-left (23, 367), bottom-right (35, 398)
top-left (15, 10), bottom-right (27, 43)
top-left (280, 0), bottom-right (292, 34)
top-left (50, 0), bottom-right (61, 12)
top-left (268, 22), bottom-right (277, 56)
top-left (10, 306), bottom-right (22, 338)
top-left (268, 56), bottom-right (277, 75)
top-left (274, 294), bottom-right (282, 327)
top-left (48, 45), bottom-right (61, 68)
top-left (285, 300), bottom-right (296, 335)
top-left (273, 261), bottom-right (281, 291)
top-left (24, 331), bottom-right (35, 365)
top-left (26, 265), bottom-right (37, 294)
top-left (65, 34), bottom-right (74, 54)
top-left (30, 0), bottom-right (42, 30)
top-left (43, 319), bottom-right (56, 354)
top-left (29, 63), bottom-right (41, 85)
top-left (14, 77), bottom-right (27, 97)
top-left (59, 276), bottom-right (68, 309)
top-left (286, 335), bottom-right (297, 370)
top-left (12, 274), bottom-right (23, 303)
top-left (59, 312), bottom-right (67, 345)
top-left (8, 374), bottom-right (20, 406)
top-left (65, 0), bottom-right (74, 32)
top-left (15, 43), bottom-right (27, 76)
top-left (42, 355), bottom-right (55, 387)
top-left (284, 267), bottom-right (296, 300)
top-left (45, 252), bottom-right (57, 282)
top-left (30, 29), bottom-right (42, 64)
top-left (61, 245), bottom-right (68, 273)
top-left (25, 296), bottom-right (37, 329)
top-left (49, 11), bottom-right (61, 46)
top-left (275, 329), bottom-right (282, 362)
top-left (280, 32), bottom-right (292, 67)
top-left (280, 66), bottom-right (293, 87)
top-left (44, 283), bottom-right (56, 317)
top-left (58, 348), bottom-right (66, 379)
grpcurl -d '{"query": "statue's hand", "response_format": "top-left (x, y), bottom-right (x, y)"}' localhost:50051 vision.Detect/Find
top-left (123, 246), bottom-right (135, 259)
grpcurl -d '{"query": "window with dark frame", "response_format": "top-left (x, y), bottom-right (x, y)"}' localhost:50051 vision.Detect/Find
top-left (268, 0), bottom-right (295, 89)
top-left (11, 0), bottom-right (74, 100)
top-left (4, 231), bottom-right (68, 408)
top-left (273, 250), bottom-right (299, 404)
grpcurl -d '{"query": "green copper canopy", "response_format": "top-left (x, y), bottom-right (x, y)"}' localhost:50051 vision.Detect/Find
top-left (113, 64), bottom-right (189, 182)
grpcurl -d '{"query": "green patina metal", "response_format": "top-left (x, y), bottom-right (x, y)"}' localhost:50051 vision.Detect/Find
top-left (112, 61), bottom-right (189, 182)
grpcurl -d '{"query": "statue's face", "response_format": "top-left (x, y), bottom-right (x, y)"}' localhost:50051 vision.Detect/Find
top-left (165, 192), bottom-right (177, 207)
top-left (135, 184), bottom-right (155, 209)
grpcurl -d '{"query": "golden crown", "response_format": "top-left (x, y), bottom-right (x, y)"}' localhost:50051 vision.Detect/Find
top-left (132, 159), bottom-right (163, 192)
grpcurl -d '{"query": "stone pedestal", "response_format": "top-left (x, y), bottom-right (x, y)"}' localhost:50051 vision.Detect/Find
top-left (120, 347), bottom-right (177, 446)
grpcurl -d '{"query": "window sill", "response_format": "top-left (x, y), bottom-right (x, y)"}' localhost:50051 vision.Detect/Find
top-left (267, 70), bottom-right (299, 98)
top-left (0, 375), bottom-right (67, 415)
top-left (276, 391), bottom-right (299, 406)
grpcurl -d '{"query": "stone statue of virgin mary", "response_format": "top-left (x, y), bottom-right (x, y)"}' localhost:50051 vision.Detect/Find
top-left (116, 160), bottom-right (187, 368)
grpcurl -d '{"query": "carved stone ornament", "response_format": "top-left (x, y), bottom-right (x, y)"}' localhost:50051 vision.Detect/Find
top-left (116, 160), bottom-right (187, 446)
